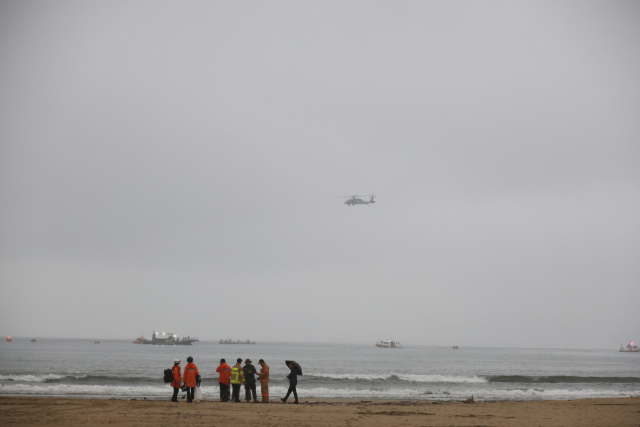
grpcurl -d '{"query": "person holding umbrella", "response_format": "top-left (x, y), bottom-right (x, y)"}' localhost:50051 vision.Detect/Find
top-left (281, 360), bottom-right (302, 404)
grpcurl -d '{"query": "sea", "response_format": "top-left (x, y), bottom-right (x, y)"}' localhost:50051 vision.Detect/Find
top-left (1, 339), bottom-right (639, 401)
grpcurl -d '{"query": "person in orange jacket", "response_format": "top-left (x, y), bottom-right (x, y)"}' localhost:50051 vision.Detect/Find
top-left (183, 356), bottom-right (200, 403)
top-left (170, 359), bottom-right (181, 402)
top-left (258, 359), bottom-right (270, 403)
top-left (216, 358), bottom-right (231, 402)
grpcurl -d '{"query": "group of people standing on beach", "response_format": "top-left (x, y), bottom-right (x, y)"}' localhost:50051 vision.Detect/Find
top-left (170, 357), bottom-right (299, 404)
top-left (215, 358), bottom-right (270, 403)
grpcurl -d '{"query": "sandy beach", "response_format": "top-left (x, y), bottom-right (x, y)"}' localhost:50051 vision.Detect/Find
top-left (1, 396), bottom-right (638, 426)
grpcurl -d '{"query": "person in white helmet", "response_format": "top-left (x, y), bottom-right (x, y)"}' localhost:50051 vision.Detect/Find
top-left (170, 359), bottom-right (181, 402)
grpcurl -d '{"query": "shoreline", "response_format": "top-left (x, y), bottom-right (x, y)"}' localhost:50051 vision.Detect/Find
top-left (1, 390), bottom-right (639, 402)
top-left (1, 396), bottom-right (638, 426)
top-left (1, 394), bottom-right (638, 403)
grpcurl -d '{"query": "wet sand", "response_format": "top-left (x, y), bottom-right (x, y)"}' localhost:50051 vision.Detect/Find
top-left (1, 396), bottom-right (638, 426)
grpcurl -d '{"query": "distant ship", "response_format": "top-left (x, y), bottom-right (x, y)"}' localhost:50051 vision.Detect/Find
top-left (219, 339), bottom-right (256, 344)
top-left (376, 339), bottom-right (402, 348)
top-left (5, 337), bottom-right (11, 342)
top-left (30, 339), bottom-right (37, 342)
top-left (619, 341), bottom-right (639, 352)
top-left (94, 341), bottom-right (100, 344)
top-left (140, 331), bottom-right (199, 345)
top-left (132, 334), bottom-right (149, 344)
top-left (452, 345), bottom-right (459, 349)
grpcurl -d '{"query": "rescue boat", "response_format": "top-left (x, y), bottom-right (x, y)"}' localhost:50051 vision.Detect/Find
top-left (219, 339), bottom-right (256, 344)
top-left (619, 341), bottom-right (639, 352)
top-left (375, 339), bottom-right (402, 348)
top-left (140, 331), bottom-right (199, 345)
top-left (5, 337), bottom-right (11, 342)
top-left (132, 334), bottom-right (149, 344)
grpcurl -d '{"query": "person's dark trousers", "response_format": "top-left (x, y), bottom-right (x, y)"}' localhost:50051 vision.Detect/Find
top-left (283, 384), bottom-right (298, 402)
top-left (232, 383), bottom-right (241, 402)
top-left (171, 387), bottom-right (179, 402)
top-left (245, 383), bottom-right (257, 401)
top-left (186, 387), bottom-right (195, 402)
top-left (219, 383), bottom-right (229, 401)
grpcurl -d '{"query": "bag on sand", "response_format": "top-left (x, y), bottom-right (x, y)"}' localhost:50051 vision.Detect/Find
top-left (194, 385), bottom-right (202, 402)
top-left (163, 368), bottom-right (173, 383)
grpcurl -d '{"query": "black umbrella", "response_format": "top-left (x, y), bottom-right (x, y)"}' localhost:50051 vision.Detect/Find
top-left (285, 360), bottom-right (302, 376)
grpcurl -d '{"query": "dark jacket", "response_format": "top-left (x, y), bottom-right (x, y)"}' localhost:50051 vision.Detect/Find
top-left (288, 368), bottom-right (298, 385)
top-left (243, 364), bottom-right (257, 385)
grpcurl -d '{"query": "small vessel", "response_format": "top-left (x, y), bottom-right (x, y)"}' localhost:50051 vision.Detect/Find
top-left (619, 341), bottom-right (639, 352)
top-left (141, 331), bottom-right (199, 345)
top-left (132, 334), bottom-right (149, 344)
top-left (452, 345), bottom-right (459, 349)
top-left (6, 337), bottom-right (11, 342)
top-left (30, 339), bottom-right (37, 342)
top-left (94, 341), bottom-right (100, 344)
top-left (375, 339), bottom-right (402, 348)
top-left (219, 339), bottom-right (256, 344)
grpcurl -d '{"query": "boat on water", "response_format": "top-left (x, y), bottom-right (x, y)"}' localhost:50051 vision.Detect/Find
top-left (6, 337), bottom-right (11, 342)
top-left (30, 339), bottom-right (37, 342)
top-left (375, 339), bottom-right (402, 348)
top-left (452, 345), bottom-right (459, 349)
top-left (619, 341), bottom-right (639, 352)
top-left (94, 341), bottom-right (100, 344)
top-left (140, 331), bottom-right (199, 345)
top-left (132, 334), bottom-right (149, 344)
top-left (219, 339), bottom-right (256, 344)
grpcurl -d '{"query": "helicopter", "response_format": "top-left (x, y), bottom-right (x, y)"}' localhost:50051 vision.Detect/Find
top-left (340, 194), bottom-right (376, 206)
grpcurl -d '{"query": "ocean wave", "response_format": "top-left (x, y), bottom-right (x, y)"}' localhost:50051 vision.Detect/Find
top-left (0, 374), bottom-right (67, 382)
top-left (488, 376), bottom-right (640, 384)
top-left (0, 374), bottom-right (163, 384)
top-left (0, 372), bottom-right (487, 385)
top-left (306, 373), bottom-right (390, 381)
top-left (0, 383), bottom-right (177, 397)
top-left (284, 386), bottom-right (639, 401)
top-left (1, 383), bottom-right (637, 401)
top-left (4, 373), bottom-right (637, 387)
top-left (306, 373), bottom-right (487, 383)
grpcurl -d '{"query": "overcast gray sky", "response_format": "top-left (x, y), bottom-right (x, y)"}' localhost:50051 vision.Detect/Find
top-left (1, 0), bottom-right (638, 348)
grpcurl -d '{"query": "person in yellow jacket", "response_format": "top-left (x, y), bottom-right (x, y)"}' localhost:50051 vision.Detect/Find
top-left (258, 359), bottom-right (270, 403)
top-left (229, 358), bottom-right (245, 403)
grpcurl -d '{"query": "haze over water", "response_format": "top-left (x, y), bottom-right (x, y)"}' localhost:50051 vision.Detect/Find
top-left (1, 340), bottom-right (639, 401)
top-left (1, 0), bottom-right (639, 360)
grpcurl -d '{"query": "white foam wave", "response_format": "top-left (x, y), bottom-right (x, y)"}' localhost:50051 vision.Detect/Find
top-left (0, 374), bottom-right (66, 382)
top-left (1, 383), bottom-right (637, 401)
top-left (307, 373), bottom-right (389, 381)
top-left (306, 373), bottom-right (487, 383)
top-left (270, 386), bottom-right (638, 401)
top-left (0, 384), bottom-right (217, 398)
top-left (397, 374), bottom-right (486, 384)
